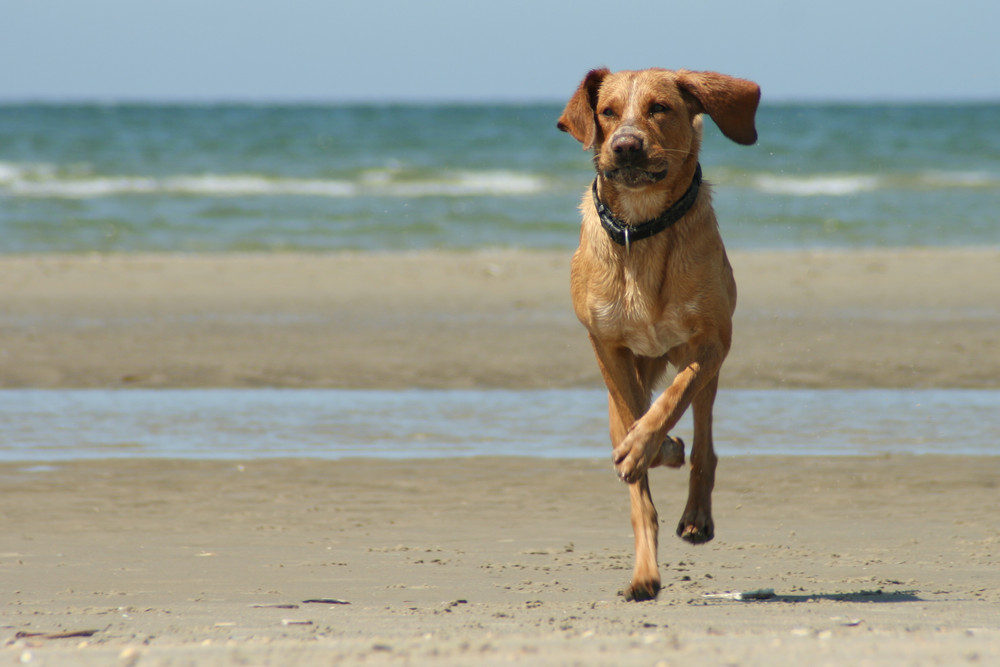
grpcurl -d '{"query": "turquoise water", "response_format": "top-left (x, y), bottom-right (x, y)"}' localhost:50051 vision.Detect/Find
top-left (2, 389), bottom-right (997, 462)
top-left (1, 103), bottom-right (998, 252)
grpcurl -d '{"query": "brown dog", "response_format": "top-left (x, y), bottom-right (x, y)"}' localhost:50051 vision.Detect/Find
top-left (557, 68), bottom-right (760, 601)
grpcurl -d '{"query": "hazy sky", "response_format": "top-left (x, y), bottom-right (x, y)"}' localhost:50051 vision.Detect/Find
top-left (3, 0), bottom-right (997, 103)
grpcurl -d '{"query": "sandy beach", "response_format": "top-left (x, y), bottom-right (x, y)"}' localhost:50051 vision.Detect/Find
top-left (2, 248), bottom-right (999, 389)
top-left (2, 248), bottom-right (999, 665)
top-left (3, 457), bottom-right (999, 665)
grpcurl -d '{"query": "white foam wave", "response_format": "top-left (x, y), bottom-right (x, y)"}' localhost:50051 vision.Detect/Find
top-left (0, 162), bottom-right (547, 199)
top-left (0, 161), bottom-right (58, 185)
top-left (383, 171), bottom-right (546, 197)
top-left (752, 174), bottom-right (882, 196)
top-left (3, 172), bottom-right (358, 199)
top-left (749, 170), bottom-right (1000, 196)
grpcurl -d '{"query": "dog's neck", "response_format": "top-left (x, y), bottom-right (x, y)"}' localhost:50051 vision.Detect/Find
top-left (592, 163), bottom-right (702, 250)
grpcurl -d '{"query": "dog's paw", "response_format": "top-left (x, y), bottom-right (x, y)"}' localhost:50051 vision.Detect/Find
top-left (676, 512), bottom-right (714, 544)
top-left (612, 423), bottom-right (660, 483)
top-left (621, 577), bottom-right (661, 602)
top-left (655, 435), bottom-right (685, 469)
top-left (615, 432), bottom-right (684, 482)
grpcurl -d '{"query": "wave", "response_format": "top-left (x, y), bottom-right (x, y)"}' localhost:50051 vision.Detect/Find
top-left (738, 171), bottom-right (1000, 197)
top-left (752, 174), bottom-right (881, 196)
top-left (4, 160), bottom-right (998, 200)
top-left (0, 162), bottom-right (548, 199)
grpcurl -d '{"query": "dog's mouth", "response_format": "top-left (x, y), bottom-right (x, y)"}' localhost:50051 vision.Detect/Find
top-left (602, 166), bottom-right (669, 188)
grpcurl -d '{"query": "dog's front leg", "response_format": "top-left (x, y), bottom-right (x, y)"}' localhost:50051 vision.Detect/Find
top-left (624, 474), bottom-right (660, 600)
top-left (608, 389), bottom-right (662, 600)
top-left (590, 337), bottom-right (669, 601)
top-left (677, 372), bottom-right (720, 543)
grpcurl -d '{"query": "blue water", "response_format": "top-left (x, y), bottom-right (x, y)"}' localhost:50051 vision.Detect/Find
top-left (2, 103), bottom-right (998, 253)
top-left (1, 389), bottom-right (997, 462)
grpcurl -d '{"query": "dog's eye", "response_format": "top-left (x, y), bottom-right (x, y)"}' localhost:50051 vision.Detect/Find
top-left (600, 107), bottom-right (617, 118)
top-left (649, 103), bottom-right (669, 115)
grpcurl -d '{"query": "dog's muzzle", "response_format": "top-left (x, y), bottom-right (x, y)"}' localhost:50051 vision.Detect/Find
top-left (603, 130), bottom-right (668, 186)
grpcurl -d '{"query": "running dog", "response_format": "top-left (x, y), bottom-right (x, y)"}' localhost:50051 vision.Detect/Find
top-left (557, 67), bottom-right (760, 600)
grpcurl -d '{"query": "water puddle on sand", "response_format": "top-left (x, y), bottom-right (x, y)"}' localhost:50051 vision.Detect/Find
top-left (1, 388), bottom-right (997, 462)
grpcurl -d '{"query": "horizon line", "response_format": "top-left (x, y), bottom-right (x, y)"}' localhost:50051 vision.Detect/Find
top-left (2, 93), bottom-right (999, 107)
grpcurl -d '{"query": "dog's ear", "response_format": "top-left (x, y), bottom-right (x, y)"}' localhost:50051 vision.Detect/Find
top-left (676, 70), bottom-right (760, 145)
top-left (557, 68), bottom-right (610, 150)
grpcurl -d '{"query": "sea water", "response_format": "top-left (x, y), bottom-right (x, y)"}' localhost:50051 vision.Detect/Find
top-left (1, 103), bottom-right (998, 253)
top-left (1, 389), bottom-right (997, 462)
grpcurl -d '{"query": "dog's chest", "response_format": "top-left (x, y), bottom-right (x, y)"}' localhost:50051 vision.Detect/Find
top-left (588, 267), bottom-right (689, 358)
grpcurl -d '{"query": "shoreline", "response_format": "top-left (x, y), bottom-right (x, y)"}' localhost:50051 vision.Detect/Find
top-left (2, 247), bottom-right (998, 390)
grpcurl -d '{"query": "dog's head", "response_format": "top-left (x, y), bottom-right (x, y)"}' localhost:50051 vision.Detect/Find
top-left (558, 68), bottom-right (760, 189)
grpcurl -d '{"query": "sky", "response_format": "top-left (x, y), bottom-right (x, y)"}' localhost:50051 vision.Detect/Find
top-left (3, 0), bottom-right (998, 103)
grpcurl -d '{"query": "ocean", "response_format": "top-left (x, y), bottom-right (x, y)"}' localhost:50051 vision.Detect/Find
top-left (1, 102), bottom-right (998, 253)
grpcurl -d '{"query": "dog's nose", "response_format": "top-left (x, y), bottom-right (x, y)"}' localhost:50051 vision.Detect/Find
top-left (611, 132), bottom-right (644, 156)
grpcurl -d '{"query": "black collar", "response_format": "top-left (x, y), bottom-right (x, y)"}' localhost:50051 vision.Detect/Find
top-left (592, 163), bottom-right (702, 249)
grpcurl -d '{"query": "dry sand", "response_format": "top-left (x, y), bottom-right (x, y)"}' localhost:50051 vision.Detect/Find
top-left (2, 248), bottom-right (999, 664)
top-left (3, 457), bottom-right (998, 665)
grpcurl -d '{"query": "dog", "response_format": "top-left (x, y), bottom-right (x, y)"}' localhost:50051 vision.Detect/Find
top-left (557, 68), bottom-right (760, 601)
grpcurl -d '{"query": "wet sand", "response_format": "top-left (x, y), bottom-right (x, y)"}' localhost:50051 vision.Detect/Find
top-left (2, 249), bottom-right (999, 664)
top-left (1, 248), bottom-right (998, 390)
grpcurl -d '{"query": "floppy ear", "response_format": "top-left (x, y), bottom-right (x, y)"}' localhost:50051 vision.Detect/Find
top-left (676, 70), bottom-right (761, 145)
top-left (556, 68), bottom-right (609, 150)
